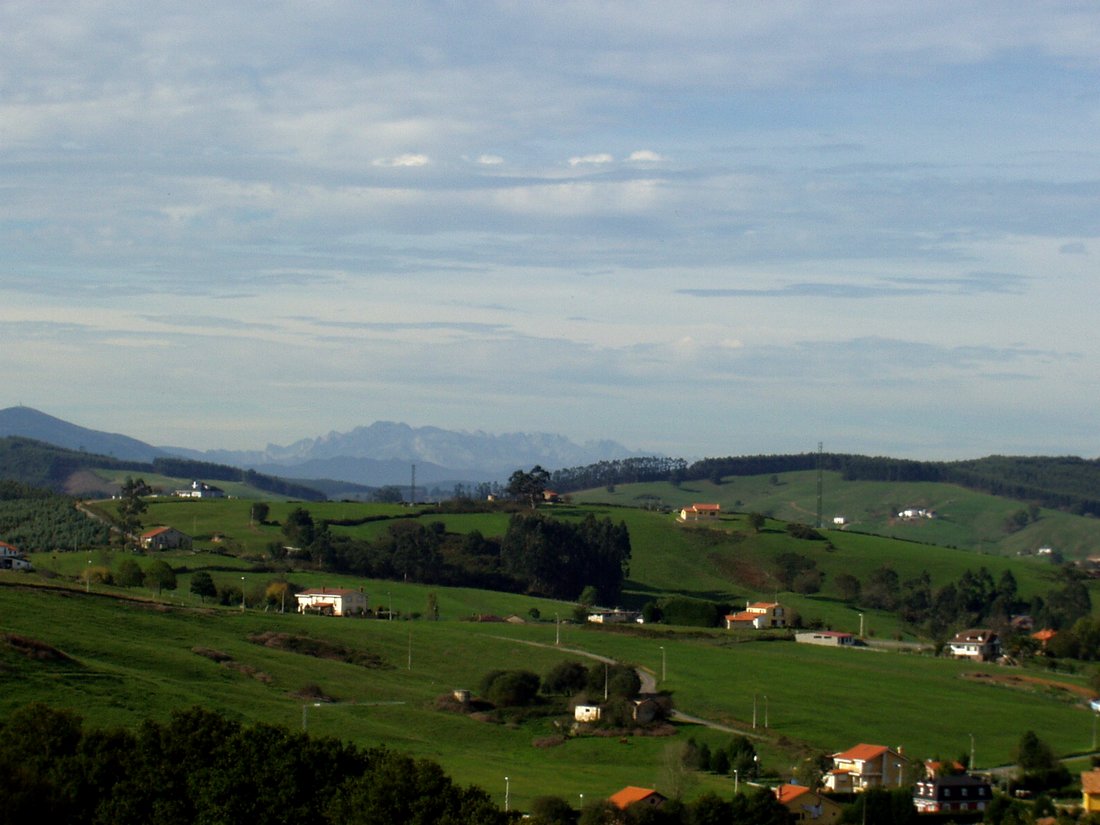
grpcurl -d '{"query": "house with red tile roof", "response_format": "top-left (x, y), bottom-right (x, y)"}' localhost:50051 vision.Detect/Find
top-left (0, 540), bottom-right (33, 570)
top-left (140, 526), bottom-right (191, 550)
top-left (679, 503), bottom-right (720, 522)
top-left (1082, 770), bottom-right (1100, 812)
top-left (294, 587), bottom-right (367, 617)
top-left (608, 786), bottom-right (666, 810)
top-left (775, 783), bottom-right (843, 824)
top-left (824, 743), bottom-right (909, 793)
top-left (725, 601), bottom-right (786, 629)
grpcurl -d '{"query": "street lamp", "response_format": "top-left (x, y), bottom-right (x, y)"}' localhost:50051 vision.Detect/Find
top-left (504, 776), bottom-right (510, 812)
top-left (555, 612), bottom-right (560, 646)
top-left (240, 576), bottom-right (246, 610)
top-left (969, 733), bottom-right (975, 770)
top-left (734, 768), bottom-right (739, 795)
top-left (301, 702), bottom-right (321, 731)
top-left (660, 645), bottom-right (666, 683)
top-left (86, 558), bottom-right (91, 593)
top-left (858, 612), bottom-right (865, 638)
top-left (764, 694), bottom-right (769, 728)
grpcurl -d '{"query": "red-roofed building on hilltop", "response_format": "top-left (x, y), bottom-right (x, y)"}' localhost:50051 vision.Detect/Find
top-left (824, 744), bottom-right (909, 793)
top-left (679, 503), bottom-right (720, 522)
top-left (295, 588), bottom-right (367, 617)
top-left (609, 786), bottom-right (667, 811)
top-left (725, 601), bottom-right (786, 629)
top-left (775, 784), bottom-right (844, 824)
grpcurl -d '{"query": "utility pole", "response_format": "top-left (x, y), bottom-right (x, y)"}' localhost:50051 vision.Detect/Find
top-left (816, 441), bottom-right (824, 528)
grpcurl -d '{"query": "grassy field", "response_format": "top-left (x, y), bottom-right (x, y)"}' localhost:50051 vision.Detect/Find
top-left (2, 567), bottom-right (1096, 810)
top-left (9, 492), bottom-right (1100, 808)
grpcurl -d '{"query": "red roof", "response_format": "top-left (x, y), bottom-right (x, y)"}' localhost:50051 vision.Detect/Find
top-left (834, 743), bottom-right (889, 761)
top-left (141, 526), bottom-right (172, 538)
top-left (609, 787), bottom-right (663, 809)
top-left (0, 540), bottom-right (19, 552)
top-left (690, 503), bottom-right (721, 511)
top-left (1082, 770), bottom-right (1100, 794)
top-left (748, 602), bottom-right (779, 610)
top-left (775, 784), bottom-right (811, 804)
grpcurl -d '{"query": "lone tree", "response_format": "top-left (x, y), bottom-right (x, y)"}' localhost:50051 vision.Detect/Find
top-left (506, 466), bottom-right (551, 509)
top-left (190, 571), bottom-right (217, 603)
top-left (145, 560), bottom-right (177, 596)
top-left (117, 476), bottom-right (149, 546)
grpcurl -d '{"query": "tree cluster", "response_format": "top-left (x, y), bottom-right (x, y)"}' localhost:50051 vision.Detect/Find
top-left (287, 510), bottom-right (631, 605)
top-left (0, 485), bottom-right (109, 551)
top-left (0, 703), bottom-right (508, 825)
top-left (831, 563), bottom-right (1092, 641)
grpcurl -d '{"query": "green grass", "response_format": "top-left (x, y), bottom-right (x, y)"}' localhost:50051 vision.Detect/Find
top-left (2, 572), bottom-right (1095, 810)
top-left (572, 472), bottom-right (1100, 559)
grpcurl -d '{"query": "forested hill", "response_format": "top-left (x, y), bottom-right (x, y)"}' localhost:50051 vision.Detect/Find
top-left (0, 437), bottom-right (327, 501)
top-left (549, 454), bottom-right (1100, 516)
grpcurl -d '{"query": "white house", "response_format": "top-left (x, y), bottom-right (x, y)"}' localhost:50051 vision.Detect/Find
top-left (0, 541), bottom-right (32, 570)
top-left (175, 480), bottom-right (226, 499)
top-left (825, 744), bottom-right (909, 793)
top-left (679, 503), bottom-right (721, 522)
top-left (574, 704), bottom-right (602, 722)
top-left (947, 629), bottom-right (1000, 661)
top-left (295, 587), bottom-right (367, 616)
top-left (796, 630), bottom-right (856, 647)
top-left (587, 609), bottom-right (643, 624)
top-left (725, 601), bottom-right (786, 629)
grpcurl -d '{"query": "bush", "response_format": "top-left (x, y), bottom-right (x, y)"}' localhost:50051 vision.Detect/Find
top-left (482, 670), bottom-right (541, 707)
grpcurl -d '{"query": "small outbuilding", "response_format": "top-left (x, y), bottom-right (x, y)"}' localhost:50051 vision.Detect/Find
top-left (295, 587), bottom-right (367, 617)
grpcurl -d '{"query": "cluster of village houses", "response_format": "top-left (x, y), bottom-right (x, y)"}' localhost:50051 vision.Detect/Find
top-left (609, 754), bottom-right (1100, 821)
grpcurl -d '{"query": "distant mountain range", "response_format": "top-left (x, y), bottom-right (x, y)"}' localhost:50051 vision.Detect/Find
top-left (0, 407), bottom-right (648, 488)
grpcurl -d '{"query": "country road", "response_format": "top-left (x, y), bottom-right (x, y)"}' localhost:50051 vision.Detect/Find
top-left (491, 635), bottom-right (766, 738)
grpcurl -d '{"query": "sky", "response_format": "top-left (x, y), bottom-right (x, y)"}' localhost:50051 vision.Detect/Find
top-left (2, 2), bottom-right (1098, 460)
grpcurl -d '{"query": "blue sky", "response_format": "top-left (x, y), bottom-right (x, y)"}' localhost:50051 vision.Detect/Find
top-left (1, 2), bottom-right (1098, 459)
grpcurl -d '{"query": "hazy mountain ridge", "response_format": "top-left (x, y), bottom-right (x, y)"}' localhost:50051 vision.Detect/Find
top-left (0, 407), bottom-right (646, 487)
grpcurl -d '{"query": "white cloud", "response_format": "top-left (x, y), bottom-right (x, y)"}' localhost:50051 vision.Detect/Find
top-left (628, 150), bottom-right (663, 162)
top-left (568, 153), bottom-right (614, 166)
top-left (372, 153), bottom-right (431, 167)
top-left (477, 154), bottom-right (505, 165)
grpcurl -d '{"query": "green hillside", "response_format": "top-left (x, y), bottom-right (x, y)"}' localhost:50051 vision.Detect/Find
top-left (570, 471), bottom-right (1100, 559)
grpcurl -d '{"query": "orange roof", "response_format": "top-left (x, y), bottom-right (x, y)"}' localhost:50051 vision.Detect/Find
top-left (141, 526), bottom-right (172, 538)
top-left (775, 784), bottom-right (811, 804)
top-left (834, 743), bottom-right (889, 761)
top-left (0, 540), bottom-right (19, 552)
top-left (690, 503), bottom-right (721, 511)
top-left (1032, 629), bottom-right (1057, 642)
top-left (609, 786), bottom-right (662, 809)
top-left (1082, 770), bottom-right (1100, 794)
top-left (726, 611), bottom-right (756, 623)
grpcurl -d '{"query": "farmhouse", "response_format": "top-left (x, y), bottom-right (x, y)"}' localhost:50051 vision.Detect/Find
top-left (587, 609), bottom-right (642, 624)
top-left (679, 503), bottom-right (720, 522)
top-left (140, 526), bottom-right (191, 551)
top-left (947, 629), bottom-right (1000, 661)
top-left (0, 540), bottom-right (33, 570)
top-left (725, 601), bottom-right (786, 629)
top-left (295, 587), bottom-right (367, 617)
top-left (1083, 769), bottom-right (1100, 813)
top-left (897, 508), bottom-right (935, 520)
top-left (775, 783), bottom-right (843, 824)
top-left (574, 704), bottom-right (602, 723)
top-left (796, 630), bottom-right (855, 647)
top-left (913, 773), bottom-right (993, 815)
top-left (609, 787), bottom-right (666, 811)
top-left (824, 743), bottom-right (909, 793)
top-left (174, 480), bottom-right (226, 499)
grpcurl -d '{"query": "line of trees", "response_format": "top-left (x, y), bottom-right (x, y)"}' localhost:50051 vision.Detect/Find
top-left (0, 703), bottom-right (509, 825)
top-left (286, 510), bottom-right (631, 604)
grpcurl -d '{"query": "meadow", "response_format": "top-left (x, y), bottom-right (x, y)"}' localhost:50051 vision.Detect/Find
top-left (2, 564), bottom-right (1095, 810)
top-left (7, 489), bottom-right (1100, 808)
